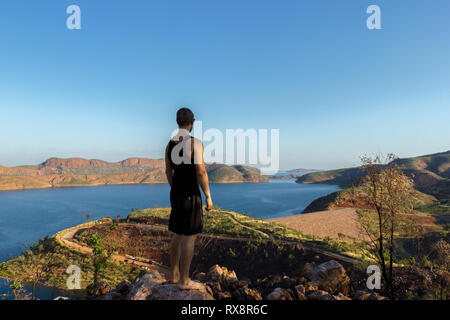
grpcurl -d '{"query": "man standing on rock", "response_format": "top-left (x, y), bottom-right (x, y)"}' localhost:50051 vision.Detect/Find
top-left (165, 107), bottom-right (213, 290)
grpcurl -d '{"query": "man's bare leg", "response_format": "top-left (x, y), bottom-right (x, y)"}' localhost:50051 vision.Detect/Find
top-left (169, 233), bottom-right (184, 284)
top-left (178, 235), bottom-right (204, 290)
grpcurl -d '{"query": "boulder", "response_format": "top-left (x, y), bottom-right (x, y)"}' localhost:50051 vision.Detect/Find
top-left (231, 288), bottom-right (263, 300)
top-left (216, 291), bottom-right (232, 300)
top-left (115, 280), bottom-right (132, 296)
top-left (305, 283), bottom-right (319, 293)
top-left (206, 281), bottom-right (222, 295)
top-left (310, 260), bottom-right (352, 295)
top-left (353, 290), bottom-right (384, 300)
top-left (193, 272), bottom-right (206, 283)
top-left (280, 276), bottom-right (297, 289)
top-left (148, 283), bottom-right (214, 300)
top-left (86, 282), bottom-right (111, 297)
top-left (266, 287), bottom-right (294, 300)
top-left (206, 264), bottom-right (239, 290)
top-left (302, 262), bottom-right (315, 279)
top-left (206, 265), bottom-right (225, 282)
top-left (293, 284), bottom-right (307, 300)
top-left (333, 293), bottom-right (352, 300)
top-left (126, 271), bottom-right (166, 300)
top-left (307, 290), bottom-right (334, 300)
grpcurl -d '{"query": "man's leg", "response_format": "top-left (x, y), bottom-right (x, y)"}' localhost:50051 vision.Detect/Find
top-left (169, 233), bottom-right (184, 284)
top-left (178, 235), bottom-right (203, 290)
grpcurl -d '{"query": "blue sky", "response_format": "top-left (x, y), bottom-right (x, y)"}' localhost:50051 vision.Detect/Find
top-left (0, 0), bottom-right (449, 170)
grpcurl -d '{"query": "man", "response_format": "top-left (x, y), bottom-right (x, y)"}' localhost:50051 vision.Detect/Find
top-left (165, 107), bottom-right (213, 290)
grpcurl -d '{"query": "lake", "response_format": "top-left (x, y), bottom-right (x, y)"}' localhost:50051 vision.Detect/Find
top-left (0, 179), bottom-right (339, 299)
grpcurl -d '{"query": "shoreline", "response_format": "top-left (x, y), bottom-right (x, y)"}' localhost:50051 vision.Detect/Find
top-left (0, 179), bottom-right (269, 193)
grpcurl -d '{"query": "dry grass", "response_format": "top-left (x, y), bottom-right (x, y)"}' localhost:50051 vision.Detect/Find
top-left (270, 208), bottom-right (369, 242)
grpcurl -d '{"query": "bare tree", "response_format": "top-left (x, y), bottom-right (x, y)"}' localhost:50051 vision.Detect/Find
top-left (357, 154), bottom-right (415, 299)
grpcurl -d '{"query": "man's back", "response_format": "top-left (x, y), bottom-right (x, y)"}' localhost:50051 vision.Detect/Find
top-left (167, 136), bottom-right (200, 196)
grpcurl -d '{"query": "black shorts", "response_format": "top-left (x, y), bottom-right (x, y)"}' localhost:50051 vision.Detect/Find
top-left (169, 193), bottom-right (203, 235)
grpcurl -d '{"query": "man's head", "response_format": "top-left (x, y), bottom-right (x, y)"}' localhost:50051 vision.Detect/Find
top-left (176, 107), bottom-right (195, 132)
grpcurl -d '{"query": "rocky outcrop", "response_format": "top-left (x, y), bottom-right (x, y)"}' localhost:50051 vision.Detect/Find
top-left (86, 282), bottom-right (111, 297)
top-left (309, 260), bottom-right (352, 295)
top-left (149, 284), bottom-right (214, 300)
top-left (126, 271), bottom-right (166, 300)
top-left (89, 261), bottom-right (383, 301)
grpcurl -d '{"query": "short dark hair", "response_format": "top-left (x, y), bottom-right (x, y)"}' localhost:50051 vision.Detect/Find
top-left (176, 107), bottom-right (195, 127)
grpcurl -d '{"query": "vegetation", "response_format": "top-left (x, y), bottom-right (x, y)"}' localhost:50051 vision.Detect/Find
top-left (0, 230), bottom-right (145, 294)
top-left (297, 150), bottom-right (450, 199)
top-left (356, 154), bottom-right (418, 299)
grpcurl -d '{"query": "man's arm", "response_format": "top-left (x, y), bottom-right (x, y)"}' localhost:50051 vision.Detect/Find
top-left (165, 144), bottom-right (173, 187)
top-left (193, 139), bottom-right (213, 210)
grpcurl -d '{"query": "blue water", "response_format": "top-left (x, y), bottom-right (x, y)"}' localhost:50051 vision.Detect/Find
top-left (0, 179), bottom-right (339, 299)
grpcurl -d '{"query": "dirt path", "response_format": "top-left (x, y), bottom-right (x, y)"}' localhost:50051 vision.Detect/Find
top-left (59, 218), bottom-right (360, 271)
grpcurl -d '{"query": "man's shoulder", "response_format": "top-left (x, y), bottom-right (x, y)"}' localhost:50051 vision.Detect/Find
top-left (190, 137), bottom-right (203, 150)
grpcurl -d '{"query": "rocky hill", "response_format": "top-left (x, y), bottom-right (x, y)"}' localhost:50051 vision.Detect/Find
top-left (81, 261), bottom-right (385, 301)
top-left (0, 157), bottom-right (268, 191)
top-left (297, 151), bottom-right (450, 200)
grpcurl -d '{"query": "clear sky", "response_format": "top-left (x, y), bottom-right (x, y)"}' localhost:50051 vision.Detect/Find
top-left (0, 0), bottom-right (449, 170)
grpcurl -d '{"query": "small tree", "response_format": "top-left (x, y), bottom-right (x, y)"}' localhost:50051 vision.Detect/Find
top-left (357, 154), bottom-right (415, 299)
top-left (88, 234), bottom-right (115, 288)
top-left (9, 281), bottom-right (31, 300)
top-left (23, 237), bottom-right (59, 300)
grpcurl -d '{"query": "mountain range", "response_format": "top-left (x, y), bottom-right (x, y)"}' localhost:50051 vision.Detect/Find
top-left (296, 151), bottom-right (450, 212)
top-left (0, 157), bottom-right (268, 191)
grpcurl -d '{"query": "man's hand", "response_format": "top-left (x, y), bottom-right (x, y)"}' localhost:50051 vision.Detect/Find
top-left (205, 195), bottom-right (213, 211)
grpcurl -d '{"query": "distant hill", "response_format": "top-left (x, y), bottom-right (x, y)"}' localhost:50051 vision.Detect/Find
top-left (297, 151), bottom-right (450, 200)
top-left (0, 157), bottom-right (268, 191)
top-left (269, 168), bottom-right (319, 179)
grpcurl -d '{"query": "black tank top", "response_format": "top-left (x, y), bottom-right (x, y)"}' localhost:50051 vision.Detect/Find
top-left (167, 136), bottom-right (201, 196)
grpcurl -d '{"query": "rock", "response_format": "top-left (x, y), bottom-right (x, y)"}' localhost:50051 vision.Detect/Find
top-left (206, 281), bottom-right (222, 295)
top-left (305, 283), bottom-right (319, 293)
top-left (86, 282), bottom-right (111, 297)
top-left (216, 291), bottom-right (232, 300)
top-left (307, 290), bottom-right (334, 300)
top-left (310, 260), bottom-right (352, 295)
top-left (353, 290), bottom-right (383, 300)
top-left (231, 288), bottom-right (262, 300)
top-left (148, 283), bottom-right (214, 300)
top-left (297, 277), bottom-right (308, 285)
top-left (333, 293), bottom-right (352, 300)
top-left (280, 276), bottom-right (296, 289)
top-left (206, 265), bottom-right (239, 291)
top-left (293, 285), bottom-right (307, 300)
top-left (260, 278), bottom-right (274, 289)
top-left (353, 290), bottom-right (371, 300)
top-left (126, 271), bottom-right (166, 300)
top-left (193, 272), bottom-right (206, 282)
top-left (205, 285), bottom-right (214, 298)
top-left (206, 265), bottom-right (225, 282)
top-left (266, 287), bottom-right (294, 300)
top-left (302, 262), bottom-right (315, 279)
top-left (115, 280), bottom-right (132, 296)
